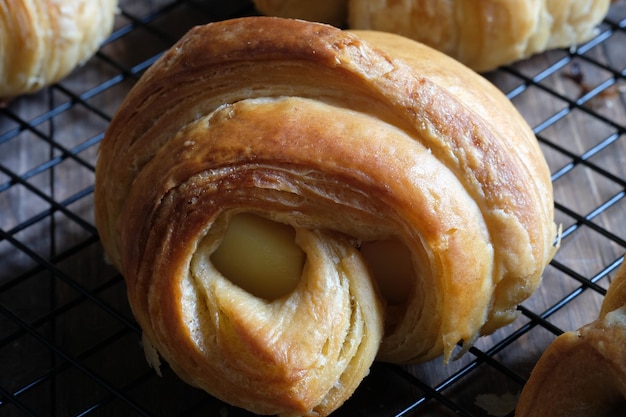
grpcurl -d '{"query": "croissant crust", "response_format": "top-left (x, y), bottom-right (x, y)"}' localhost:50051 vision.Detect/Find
top-left (516, 258), bottom-right (626, 416)
top-left (0, 0), bottom-right (118, 102)
top-left (95, 17), bottom-right (557, 416)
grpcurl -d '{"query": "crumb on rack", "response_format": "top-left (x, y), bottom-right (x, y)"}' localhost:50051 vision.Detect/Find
top-left (563, 62), bottom-right (626, 108)
top-left (474, 392), bottom-right (519, 417)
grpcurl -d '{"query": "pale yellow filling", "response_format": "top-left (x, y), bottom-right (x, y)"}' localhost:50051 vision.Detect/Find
top-left (360, 240), bottom-right (414, 306)
top-left (210, 213), bottom-right (306, 300)
top-left (211, 212), bottom-right (413, 306)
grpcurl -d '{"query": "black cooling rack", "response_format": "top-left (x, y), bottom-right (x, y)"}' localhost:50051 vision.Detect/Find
top-left (1, 1), bottom-right (625, 416)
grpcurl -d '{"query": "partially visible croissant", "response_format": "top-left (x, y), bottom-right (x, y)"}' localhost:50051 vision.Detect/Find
top-left (253, 0), bottom-right (347, 27)
top-left (94, 17), bottom-right (558, 417)
top-left (253, 0), bottom-right (611, 72)
top-left (516, 257), bottom-right (626, 417)
top-left (0, 0), bottom-right (118, 102)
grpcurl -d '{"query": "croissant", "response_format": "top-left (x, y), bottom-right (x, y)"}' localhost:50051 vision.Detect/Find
top-left (0, 0), bottom-right (118, 103)
top-left (516, 257), bottom-right (626, 417)
top-left (252, 0), bottom-right (347, 27)
top-left (94, 17), bottom-right (558, 417)
top-left (252, 0), bottom-right (611, 72)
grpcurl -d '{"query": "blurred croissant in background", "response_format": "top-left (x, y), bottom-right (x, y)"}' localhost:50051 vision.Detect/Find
top-left (0, 0), bottom-right (118, 103)
top-left (253, 0), bottom-right (611, 72)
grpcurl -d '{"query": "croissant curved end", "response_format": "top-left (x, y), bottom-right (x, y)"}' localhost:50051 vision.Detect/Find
top-left (94, 16), bottom-right (558, 417)
top-left (516, 258), bottom-right (626, 417)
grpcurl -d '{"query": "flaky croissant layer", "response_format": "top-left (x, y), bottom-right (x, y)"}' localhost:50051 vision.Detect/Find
top-left (0, 0), bottom-right (118, 101)
top-left (94, 17), bottom-right (558, 416)
top-left (516, 258), bottom-right (626, 416)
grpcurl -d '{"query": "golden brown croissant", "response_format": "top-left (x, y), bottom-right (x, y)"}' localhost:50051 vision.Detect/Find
top-left (253, 0), bottom-right (611, 72)
top-left (94, 17), bottom-right (558, 417)
top-left (516, 257), bottom-right (626, 417)
top-left (0, 0), bottom-right (118, 102)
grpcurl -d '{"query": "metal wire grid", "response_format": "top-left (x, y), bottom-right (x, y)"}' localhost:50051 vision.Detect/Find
top-left (0, 1), bottom-right (625, 416)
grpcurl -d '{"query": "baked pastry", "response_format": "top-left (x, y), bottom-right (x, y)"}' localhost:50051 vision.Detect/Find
top-left (349, 0), bottom-right (611, 72)
top-left (516, 257), bottom-right (626, 417)
top-left (94, 17), bottom-right (558, 416)
top-left (0, 0), bottom-right (119, 103)
top-left (253, 0), bottom-right (611, 72)
top-left (252, 0), bottom-right (347, 27)
top-left (600, 259), bottom-right (626, 317)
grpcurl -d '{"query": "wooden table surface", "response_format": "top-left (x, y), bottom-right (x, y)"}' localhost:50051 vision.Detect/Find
top-left (1, 1), bottom-right (625, 416)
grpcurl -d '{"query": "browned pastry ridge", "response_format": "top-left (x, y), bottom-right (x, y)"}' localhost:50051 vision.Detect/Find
top-left (0, 0), bottom-right (118, 102)
top-left (253, 0), bottom-right (611, 72)
top-left (516, 257), bottom-right (626, 417)
top-left (94, 17), bottom-right (558, 417)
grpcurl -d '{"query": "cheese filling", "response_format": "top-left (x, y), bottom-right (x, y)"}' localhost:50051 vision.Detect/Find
top-left (210, 213), bottom-right (306, 300)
